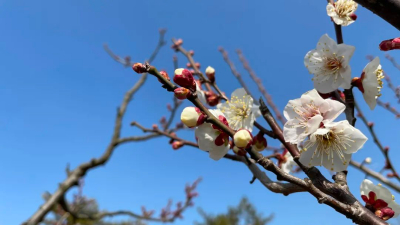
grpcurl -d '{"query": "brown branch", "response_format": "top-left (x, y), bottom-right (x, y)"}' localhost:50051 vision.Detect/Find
top-left (376, 99), bottom-right (400, 118)
top-left (355, 101), bottom-right (400, 183)
top-left (259, 99), bottom-right (300, 158)
top-left (131, 121), bottom-right (198, 148)
top-left (104, 29), bottom-right (166, 68)
top-left (58, 179), bottom-right (200, 223)
top-left (172, 38), bottom-right (228, 101)
top-left (385, 54), bottom-right (400, 72)
top-left (235, 49), bottom-right (286, 126)
top-left (353, 0), bottom-right (400, 31)
top-left (350, 160), bottom-right (400, 192)
top-left (23, 31), bottom-right (167, 225)
top-left (145, 61), bottom-right (389, 224)
top-left (218, 47), bottom-right (256, 100)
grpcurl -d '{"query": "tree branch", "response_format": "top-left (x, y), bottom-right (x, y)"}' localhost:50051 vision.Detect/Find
top-left (23, 30), bottom-right (167, 225)
top-left (353, 0), bottom-right (400, 31)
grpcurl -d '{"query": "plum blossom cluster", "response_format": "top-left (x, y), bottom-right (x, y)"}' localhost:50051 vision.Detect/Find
top-left (283, 89), bottom-right (367, 172)
top-left (304, 34), bottom-right (384, 110)
top-left (361, 179), bottom-right (400, 221)
top-left (174, 66), bottom-right (264, 160)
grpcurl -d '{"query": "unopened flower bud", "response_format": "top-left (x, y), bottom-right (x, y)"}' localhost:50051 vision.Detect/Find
top-left (375, 207), bottom-right (395, 221)
top-left (387, 172), bottom-right (399, 178)
top-left (171, 39), bottom-right (183, 50)
top-left (205, 66), bottom-right (215, 83)
top-left (365, 157), bottom-right (372, 164)
top-left (174, 87), bottom-right (191, 100)
top-left (367, 122), bottom-right (374, 127)
top-left (186, 62), bottom-right (192, 68)
top-left (167, 103), bottom-right (172, 111)
top-left (205, 91), bottom-right (220, 106)
top-left (173, 68), bottom-right (196, 90)
top-left (233, 129), bottom-right (253, 149)
top-left (172, 141), bottom-right (184, 150)
top-left (189, 50), bottom-right (195, 56)
top-left (232, 145), bottom-right (247, 156)
top-left (158, 71), bottom-right (170, 83)
top-left (132, 63), bottom-right (147, 74)
top-left (379, 38), bottom-right (400, 51)
top-left (180, 107), bottom-right (206, 128)
top-left (176, 122), bottom-right (184, 129)
top-left (152, 124), bottom-right (158, 130)
top-left (252, 133), bottom-right (267, 152)
top-left (318, 91), bottom-right (333, 99)
top-left (384, 146), bottom-right (390, 152)
top-left (194, 62), bottom-right (201, 69)
top-left (349, 13), bottom-right (357, 21)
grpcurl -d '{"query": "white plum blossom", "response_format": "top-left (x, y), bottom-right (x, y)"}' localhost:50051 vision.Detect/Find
top-left (278, 150), bottom-right (296, 174)
top-left (326, 0), bottom-right (358, 26)
top-left (304, 34), bottom-right (355, 93)
top-left (359, 57), bottom-right (384, 110)
top-left (195, 109), bottom-right (230, 161)
top-left (217, 88), bottom-right (261, 132)
top-left (299, 120), bottom-right (367, 172)
top-left (283, 89), bottom-right (345, 144)
top-left (195, 80), bottom-right (207, 105)
top-left (361, 179), bottom-right (400, 220)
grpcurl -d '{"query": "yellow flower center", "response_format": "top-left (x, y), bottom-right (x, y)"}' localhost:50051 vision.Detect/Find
top-left (220, 95), bottom-right (251, 128)
top-left (335, 0), bottom-right (357, 18)
top-left (376, 68), bottom-right (384, 97)
top-left (302, 129), bottom-right (354, 171)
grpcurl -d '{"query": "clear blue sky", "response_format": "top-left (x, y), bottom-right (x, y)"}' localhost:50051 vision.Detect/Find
top-left (1, 0), bottom-right (400, 224)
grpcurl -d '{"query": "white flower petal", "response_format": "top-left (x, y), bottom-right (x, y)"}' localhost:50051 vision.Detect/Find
top-left (209, 144), bottom-right (230, 161)
top-left (323, 99), bottom-right (346, 121)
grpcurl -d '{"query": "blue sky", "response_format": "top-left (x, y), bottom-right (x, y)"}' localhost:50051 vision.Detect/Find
top-left (1, 0), bottom-right (400, 224)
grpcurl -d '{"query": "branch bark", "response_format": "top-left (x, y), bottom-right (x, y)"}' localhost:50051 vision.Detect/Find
top-left (354, 0), bottom-right (400, 31)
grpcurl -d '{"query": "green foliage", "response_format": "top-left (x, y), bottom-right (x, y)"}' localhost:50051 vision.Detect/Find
top-left (195, 197), bottom-right (273, 225)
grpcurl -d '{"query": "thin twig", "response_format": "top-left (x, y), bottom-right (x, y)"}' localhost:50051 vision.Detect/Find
top-left (172, 38), bottom-right (228, 101)
top-left (236, 49), bottom-right (286, 126)
top-left (24, 30), bottom-right (167, 225)
top-left (354, 100), bottom-right (400, 183)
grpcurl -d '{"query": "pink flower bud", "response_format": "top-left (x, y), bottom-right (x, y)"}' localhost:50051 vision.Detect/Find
top-left (379, 38), bottom-right (400, 51)
top-left (384, 146), bottom-right (390, 152)
top-left (173, 68), bottom-right (196, 90)
top-left (194, 62), bottom-right (201, 69)
top-left (180, 107), bottom-right (206, 128)
top-left (167, 103), bottom-right (172, 111)
top-left (375, 207), bottom-right (395, 221)
top-left (367, 122), bottom-right (374, 127)
top-left (189, 50), bottom-right (195, 56)
top-left (132, 63), bottom-right (146, 74)
top-left (174, 87), bottom-right (191, 100)
top-left (252, 133), bottom-right (267, 152)
top-left (160, 116), bottom-right (166, 124)
top-left (171, 39), bottom-right (183, 50)
top-left (186, 62), bottom-right (192, 68)
top-left (349, 13), bottom-right (357, 21)
top-left (205, 91), bottom-right (220, 106)
top-left (172, 141), bottom-right (184, 150)
top-left (232, 145), bottom-right (247, 156)
top-left (233, 129), bottom-right (253, 149)
top-left (176, 122), bottom-right (184, 129)
top-left (152, 124), bottom-right (158, 130)
top-left (158, 71), bottom-right (170, 83)
top-left (387, 172), bottom-right (399, 178)
top-left (317, 91), bottom-right (333, 99)
top-left (205, 66), bottom-right (215, 83)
